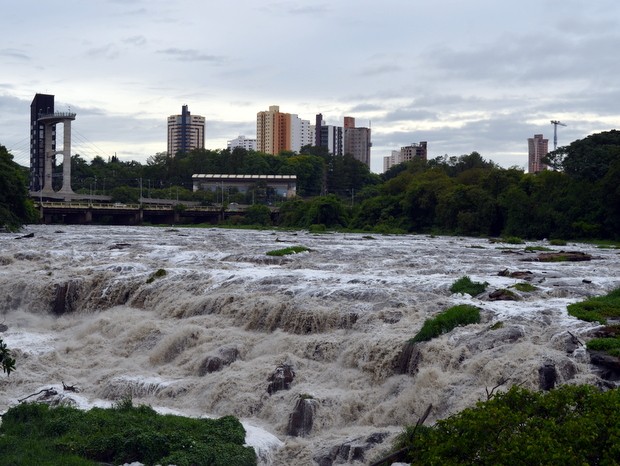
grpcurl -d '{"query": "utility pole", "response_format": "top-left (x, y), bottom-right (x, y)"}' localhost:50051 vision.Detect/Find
top-left (550, 120), bottom-right (567, 151)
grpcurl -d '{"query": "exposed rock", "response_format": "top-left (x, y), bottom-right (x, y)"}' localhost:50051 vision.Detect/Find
top-left (498, 269), bottom-right (533, 280)
top-left (395, 341), bottom-right (422, 375)
top-left (0, 323), bottom-right (8, 332)
top-left (464, 325), bottom-right (525, 351)
top-left (198, 346), bottom-right (239, 375)
top-left (488, 289), bottom-right (520, 301)
top-left (108, 243), bottom-right (132, 250)
top-left (16, 232), bottom-right (34, 239)
top-left (267, 363), bottom-right (295, 395)
top-left (532, 251), bottom-right (592, 262)
top-left (287, 396), bottom-right (318, 437)
top-left (52, 281), bottom-right (80, 315)
top-left (589, 350), bottom-right (620, 381)
top-left (538, 363), bottom-right (557, 390)
top-left (313, 432), bottom-right (390, 465)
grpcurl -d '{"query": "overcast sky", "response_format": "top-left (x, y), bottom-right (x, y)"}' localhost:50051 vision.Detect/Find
top-left (2, 0), bottom-right (619, 173)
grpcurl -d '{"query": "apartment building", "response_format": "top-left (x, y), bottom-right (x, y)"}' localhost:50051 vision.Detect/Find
top-left (167, 105), bottom-right (205, 156)
top-left (343, 116), bottom-right (371, 167)
top-left (528, 134), bottom-right (548, 173)
top-left (227, 135), bottom-right (257, 151)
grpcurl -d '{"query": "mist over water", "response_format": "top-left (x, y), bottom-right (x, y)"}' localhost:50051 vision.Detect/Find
top-left (1, 225), bottom-right (619, 465)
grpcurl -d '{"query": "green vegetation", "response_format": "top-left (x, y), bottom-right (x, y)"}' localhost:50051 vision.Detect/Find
top-left (0, 400), bottom-right (255, 466)
top-left (549, 239), bottom-right (568, 246)
top-left (4, 129), bottom-right (620, 239)
top-left (511, 282), bottom-right (538, 292)
top-left (489, 321), bottom-right (504, 330)
top-left (567, 288), bottom-right (620, 324)
top-left (146, 268), bottom-right (167, 283)
top-left (567, 288), bottom-right (620, 358)
top-left (266, 246), bottom-right (310, 256)
top-left (386, 384), bottom-right (620, 465)
top-left (0, 145), bottom-right (37, 231)
top-left (501, 236), bottom-right (524, 244)
top-left (0, 338), bottom-right (16, 375)
top-left (525, 245), bottom-right (552, 252)
top-left (449, 276), bottom-right (488, 296)
top-left (410, 304), bottom-right (481, 343)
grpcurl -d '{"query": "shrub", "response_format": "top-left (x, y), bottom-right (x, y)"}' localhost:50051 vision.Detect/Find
top-left (449, 276), bottom-right (488, 296)
top-left (502, 236), bottom-right (524, 244)
top-left (567, 287), bottom-right (620, 324)
top-left (0, 402), bottom-right (255, 465)
top-left (387, 385), bottom-right (620, 465)
top-left (512, 282), bottom-right (538, 292)
top-left (410, 304), bottom-right (481, 343)
top-left (266, 246), bottom-right (310, 256)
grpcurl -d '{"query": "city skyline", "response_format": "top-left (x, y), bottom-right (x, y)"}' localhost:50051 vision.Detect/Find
top-left (2, 1), bottom-right (620, 173)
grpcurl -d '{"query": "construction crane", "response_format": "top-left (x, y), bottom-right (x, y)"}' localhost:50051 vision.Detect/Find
top-left (550, 120), bottom-right (567, 151)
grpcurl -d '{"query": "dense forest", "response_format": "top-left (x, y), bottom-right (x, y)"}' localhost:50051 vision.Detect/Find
top-left (2, 130), bottom-right (620, 240)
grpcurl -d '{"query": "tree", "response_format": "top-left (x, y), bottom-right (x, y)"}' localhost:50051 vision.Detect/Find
top-left (0, 145), bottom-right (37, 231)
top-left (547, 130), bottom-right (620, 181)
top-left (0, 338), bottom-right (16, 375)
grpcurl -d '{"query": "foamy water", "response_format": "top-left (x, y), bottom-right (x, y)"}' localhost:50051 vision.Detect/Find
top-left (1, 225), bottom-right (619, 465)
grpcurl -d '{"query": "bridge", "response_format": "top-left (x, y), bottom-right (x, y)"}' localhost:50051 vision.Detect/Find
top-left (35, 201), bottom-right (277, 225)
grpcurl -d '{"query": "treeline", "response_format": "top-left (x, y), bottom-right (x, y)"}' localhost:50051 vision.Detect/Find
top-left (65, 145), bottom-right (379, 203)
top-left (2, 130), bottom-right (620, 240)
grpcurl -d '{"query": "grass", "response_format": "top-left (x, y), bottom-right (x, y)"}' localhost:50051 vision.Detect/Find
top-left (511, 282), bottom-right (538, 292)
top-left (266, 246), bottom-right (310, 256)
top-left (450, 276), bottom-right (488, 296)
top-left (567, 288), bottom-right (620, 324)
top-left (0, 399), bottom-right (256, 466)
top-left (410, 304), bottom-right (481, 343)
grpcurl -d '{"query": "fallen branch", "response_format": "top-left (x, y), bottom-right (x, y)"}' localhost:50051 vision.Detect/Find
top-left (18, 388), bottom-right (57, 403)
top-left (568, 331), bottom-right (584, 347)
top-left (369, 404), bottom-right (432, 466)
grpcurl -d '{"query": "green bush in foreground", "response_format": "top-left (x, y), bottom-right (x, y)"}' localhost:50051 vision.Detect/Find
top-left (0, 401), bottom-right (256, 466)
top-left (266, 246), bottom-right (310, 256)
top-left (388, 384), bottom-right (620, 466)
top-left (411, 304), bottom-right (481, 343)
top-left (449, 276), bottom-right (488, 296)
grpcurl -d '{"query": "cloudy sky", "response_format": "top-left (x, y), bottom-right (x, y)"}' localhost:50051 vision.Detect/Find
top-left (2, 0), bottom-right (619, 173)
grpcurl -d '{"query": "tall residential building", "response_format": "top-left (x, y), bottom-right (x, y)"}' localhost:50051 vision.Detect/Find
top-left (227, 135), bottom-right (257, 151)
top-left (528, 134), bottom-right (548, 173)
top-left (256, 105), bottom-right (290, 155)
top-left (167, 105), bottom-right (205, 156)
top-left (402, 141), bottom-right (428, 162)
top-left (343, 116), bottom-right (371, 167)
top-left (30, 93), bottom-right (55, 191)
top-left (383, 142), bottom-right (428, 172)
top-left (256, 105), bottom-right (312, 154)
top-left (315, 114), bottom-right (343, 156)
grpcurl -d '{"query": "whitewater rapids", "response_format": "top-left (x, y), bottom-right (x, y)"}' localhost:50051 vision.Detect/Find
top-left (1, 225), bottom-right (619, 465)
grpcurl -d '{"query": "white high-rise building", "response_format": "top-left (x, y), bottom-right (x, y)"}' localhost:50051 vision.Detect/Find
top-left (227, 135), bottom-right (257, 151)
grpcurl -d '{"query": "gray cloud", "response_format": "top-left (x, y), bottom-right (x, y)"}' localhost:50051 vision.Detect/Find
top-left (156, 48), bottom-right (226, 63)
top-left (0, 48), bottom-right (30, 61)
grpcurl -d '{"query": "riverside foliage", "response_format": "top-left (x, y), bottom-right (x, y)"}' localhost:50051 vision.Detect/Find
top-left (0, 400), bottom-right (256, 465)
top-left (388, 384), bottom-right (620, 465)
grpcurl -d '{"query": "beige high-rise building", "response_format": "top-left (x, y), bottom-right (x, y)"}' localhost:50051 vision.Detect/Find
top-left (256, 105), bottom-right (291, 155)
top-left (528, 134), bottom-right (548, 173)
top-left (167, 105), bottom-right (205, 156)
top-left (343, 116), bottom-right (371, 167)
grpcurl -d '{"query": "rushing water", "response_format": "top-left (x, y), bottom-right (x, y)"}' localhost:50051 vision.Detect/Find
top-left (1, 225), bottom-right (619, 465)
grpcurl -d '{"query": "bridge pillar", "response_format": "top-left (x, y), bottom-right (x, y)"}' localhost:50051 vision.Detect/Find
top-left (38, 112), bottom-right (76, 199)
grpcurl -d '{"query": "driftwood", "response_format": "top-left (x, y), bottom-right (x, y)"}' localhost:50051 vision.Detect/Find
top-left (62, 381), bottom-right (79, 392)
top-left (18, 388), bottom-right (57, 403)
top-left (369, 404), bottom-right (432, 466)
top-left (485, 377), bottom-right (508, 400)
